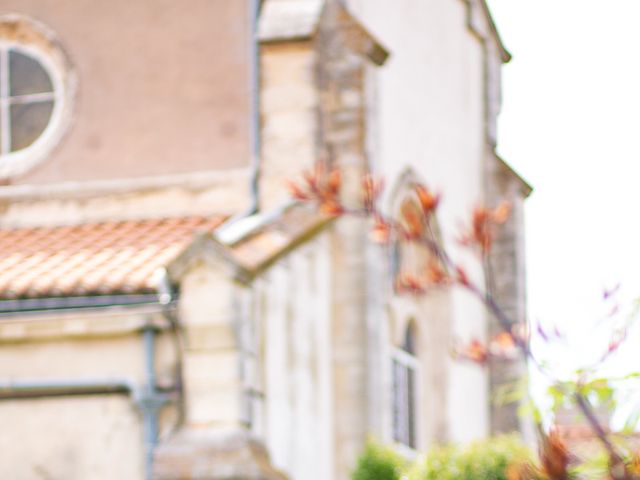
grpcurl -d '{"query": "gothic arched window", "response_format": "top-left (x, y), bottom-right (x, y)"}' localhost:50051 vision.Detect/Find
top-left (392, 191), bottom-right (442, 292)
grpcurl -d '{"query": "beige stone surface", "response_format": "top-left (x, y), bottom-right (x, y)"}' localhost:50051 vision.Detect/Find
top-left (485, 151), bottom-right (532, 438)
top-left (0, 171), bottom-right (250, 226)
top-left (0, 329), bottom-right (172, 382)
top-left (153, 429), bottom-right (287, 480)
top-left (0, 396), bottom-right (143, 480)
top-left (260, 42), bottom-right (318, 210)
top-left (172, 262), bottom-right (247, 430)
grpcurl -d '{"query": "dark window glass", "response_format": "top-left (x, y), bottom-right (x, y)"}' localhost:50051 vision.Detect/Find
top-left (392, 359), bottom-right (405, 443)
top-left (392, 359), bottom-right (416, 448)
top-left (10, 101), bottom-right (54, 151)
top-left (403, 323), bottom-right (416, 354)
top-left (407, 366), bottom-right (416, 448)
top-left (9, 50), bottom-right (53, 96)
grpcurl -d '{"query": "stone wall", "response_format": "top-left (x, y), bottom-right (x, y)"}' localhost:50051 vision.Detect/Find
top-left (314, 4), bottom-right (377, 477)
top-left (251, 236), bottom-right (334, 480)
top-left (260, 42), bottom-right (319, 211)
top-left (0, 306), bottom-right (179, 479)
top-left (258, 5), bottom-right (387, 474)
top-left (0, 168), bottom-right (250, 227)
top-left (485, 153), bottom-right (532, 437)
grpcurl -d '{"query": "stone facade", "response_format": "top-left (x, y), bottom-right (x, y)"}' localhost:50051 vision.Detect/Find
top-left (485, 152), bottom-right (533, 438)
top-left (0, 1), bottom-right (530, 479)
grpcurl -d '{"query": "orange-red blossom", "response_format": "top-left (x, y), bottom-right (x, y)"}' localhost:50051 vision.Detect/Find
top-left (460, 202), bottom-right (511, 254)
top-left (539, 429), bottom-right (570, 480)
top-left (414, 184), bottom-right (440, 216)
top-left (287, 165), bottom-right (345, 217)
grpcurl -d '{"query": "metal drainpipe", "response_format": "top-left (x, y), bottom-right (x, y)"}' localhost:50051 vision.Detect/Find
top-left (139, 324), bottom-right (165, 480)
top-left (225, 0), bottom-right (262, 226)
top-left (248, 0), bottom-right (262, 215)
top-left (0, 378), bottom-right (137, 400)
top-left (0, 325), bottom-right (173, 480)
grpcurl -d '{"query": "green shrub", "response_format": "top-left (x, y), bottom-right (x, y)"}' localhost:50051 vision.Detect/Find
top-left (352, 435), bottom-right (540, 480)
top-left (352, 441), bottom-right (403, 480)
top-left (410, 435), bottom-right (540, 480)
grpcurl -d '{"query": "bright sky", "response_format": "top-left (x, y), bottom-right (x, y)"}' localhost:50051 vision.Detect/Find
top-left (485, 0), bottom-right (640, 402)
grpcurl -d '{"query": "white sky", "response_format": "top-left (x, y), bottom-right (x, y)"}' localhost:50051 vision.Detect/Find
top-left (485, 0), bottom-right (640, 393)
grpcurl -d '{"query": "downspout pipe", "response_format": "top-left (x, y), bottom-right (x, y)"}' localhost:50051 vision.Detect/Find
top-left (248, 0), bottom-right (262, 215)
top-left (224, 0), bottom-right (262, 227)
top-left (140, 324), bottom-right (166, 480)
top-left (0, 378), bottom-right (137, 400)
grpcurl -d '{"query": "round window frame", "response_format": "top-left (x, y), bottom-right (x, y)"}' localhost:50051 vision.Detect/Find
top-left (0, 15), bottom-right (74, 180)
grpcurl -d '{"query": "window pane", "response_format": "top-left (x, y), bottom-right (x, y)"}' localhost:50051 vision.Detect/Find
top-left (9, 50), bottom-right (53, 96)
top-left (403, 324), bottom-right (416, 354)
top-left (10, 101), bottom-right (53, 151)
top-left (407, 367), bottom-right (416, 448)
top-left (392, 357), bottom-right (417, 448)
top-left (392, 360), bottom-right (405, 443)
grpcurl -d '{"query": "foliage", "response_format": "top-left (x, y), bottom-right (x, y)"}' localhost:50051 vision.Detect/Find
top-left (351, 441), bottom-right (403, 480)
top-left (352, 436), bottom-right (544, 480)
top-left (411, 435), bottom-right (544, 480)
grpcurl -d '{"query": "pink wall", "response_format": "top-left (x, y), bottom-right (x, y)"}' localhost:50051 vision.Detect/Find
top-left (0, 0), bottom-right (253, 184)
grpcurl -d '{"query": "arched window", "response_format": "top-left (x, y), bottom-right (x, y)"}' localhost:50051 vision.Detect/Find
top-left (0, 15), bottom-right (73, 179)
top-left (392, 321), bottom-right (418, 448)
top-left (392, 191), bottom-right (443, 292)
top-left (0, 46), bottom-right (57, 154)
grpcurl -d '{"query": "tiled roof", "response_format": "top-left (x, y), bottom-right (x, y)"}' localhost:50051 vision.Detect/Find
top-left (0, 216), bottom-right (224, 299)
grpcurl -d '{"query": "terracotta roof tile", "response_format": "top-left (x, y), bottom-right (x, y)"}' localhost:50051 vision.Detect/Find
top-left (0, 216), bottom-right (225, 300)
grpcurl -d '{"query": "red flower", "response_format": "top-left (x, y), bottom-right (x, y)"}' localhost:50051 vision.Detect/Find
top-left (362, 174), bottom-right (384, 212)
top-left (286, 180), bottom-right (310, 201)
top-left (455, 265), bottom-right (470, 287)
top-left (370, 216), bottom-right (391, 244)
top-left (424, 257), bottom-right (449, 286)
top-left (319, 200), bottom-right (344, 217)
top-left (400, 201), bottom-right (425, 239)
top-left (490, 332), bottom-right (518, 359)
top-left (414, 184), bottom-right (440, 216)
top-left (395, 273), bottom-right (426, 295)
top-left (326, 169), bottom-right (342, 197)
top-left (540, 429), bottom-right (570, 480)
top-left (460, 202), bottom-right (511, 254)
top-left (454, 339), bottom-right (489, 365)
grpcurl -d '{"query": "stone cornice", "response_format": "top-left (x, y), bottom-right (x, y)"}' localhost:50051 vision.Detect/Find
top-left (0, 304), bottom-right (170, 343)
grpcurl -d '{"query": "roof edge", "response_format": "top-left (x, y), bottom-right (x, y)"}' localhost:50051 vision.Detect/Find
top-left (168, 203), bottom-right (334, 285)
top-left (494, 152), bottom-right (533, 198)
top-left (259, 0), bottom-right (390, 66)
top-left (463, 0), bottom-right (511, 63)
top-left (167, 232), bottom-right (252, 285)
top-left (480, 0), bottom-right (512, 63)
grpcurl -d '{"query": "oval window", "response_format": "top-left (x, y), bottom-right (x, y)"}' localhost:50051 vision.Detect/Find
top-left (2, 48), bottom-right (55, 153)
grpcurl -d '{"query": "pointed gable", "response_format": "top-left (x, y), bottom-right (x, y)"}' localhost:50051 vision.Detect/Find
top-left (259, 0), bottom-right (389, 66)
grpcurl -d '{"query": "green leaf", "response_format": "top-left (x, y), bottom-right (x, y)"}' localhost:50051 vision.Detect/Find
top-left (492, 376), bottom-right (529, 406)
top-left (621, 406), bottom-right (640, 434)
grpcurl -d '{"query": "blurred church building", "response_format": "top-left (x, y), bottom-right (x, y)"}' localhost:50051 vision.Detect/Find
top-left (0, 0), bottom-right (531, 479)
